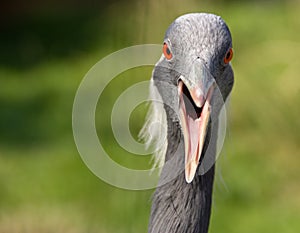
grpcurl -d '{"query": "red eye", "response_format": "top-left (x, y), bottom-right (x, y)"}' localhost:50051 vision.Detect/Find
top-left (163, 43), bottom-right (172, 60)
top-left (224, 48), bottom-right (233, 64)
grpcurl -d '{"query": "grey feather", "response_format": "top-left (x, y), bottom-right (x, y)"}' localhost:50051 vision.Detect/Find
top-left (142, 13), bottom-right (234, 233)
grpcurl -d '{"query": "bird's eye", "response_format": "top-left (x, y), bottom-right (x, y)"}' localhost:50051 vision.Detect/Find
top-left (224, 48), bottom-right (233, 64)
top-left (163, 43), bottom-right (173, 60)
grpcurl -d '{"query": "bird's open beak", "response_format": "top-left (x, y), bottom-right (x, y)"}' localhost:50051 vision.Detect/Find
top-left (178, 74), bottom-right (215, 183)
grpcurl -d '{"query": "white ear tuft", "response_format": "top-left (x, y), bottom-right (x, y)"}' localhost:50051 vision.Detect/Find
top-left (139, 78), bottom-right (168, 171)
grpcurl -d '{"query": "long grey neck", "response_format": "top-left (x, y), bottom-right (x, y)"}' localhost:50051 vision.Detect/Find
top-left (148, 116), bottom-right (217, 233)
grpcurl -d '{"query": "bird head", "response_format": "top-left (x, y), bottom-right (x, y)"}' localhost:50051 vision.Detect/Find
top-left (145, 13), bottom-right (234, 183)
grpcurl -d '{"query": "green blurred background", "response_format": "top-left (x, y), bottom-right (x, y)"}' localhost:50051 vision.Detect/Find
top-left (1, 0), bottom-right (300, 232)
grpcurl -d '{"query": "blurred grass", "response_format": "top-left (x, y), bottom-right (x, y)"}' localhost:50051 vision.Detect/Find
top-left (0, 0), bottom-right (300, 232)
